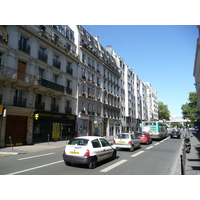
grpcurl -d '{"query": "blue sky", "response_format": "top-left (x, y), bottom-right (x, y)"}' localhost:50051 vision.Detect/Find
top-left (83, 25), bottom-right (198, 117)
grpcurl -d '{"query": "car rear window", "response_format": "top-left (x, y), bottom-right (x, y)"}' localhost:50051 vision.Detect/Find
top-left (115, 134), bottom-right (129, 139)
top-left (136, 133), bottom-right (145, 136)
top-left (68, 139), bottom-right (88, 146)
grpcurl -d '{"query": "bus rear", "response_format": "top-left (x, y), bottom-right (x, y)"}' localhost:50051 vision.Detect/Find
top-left (142, 121), bottom-right (165, 140)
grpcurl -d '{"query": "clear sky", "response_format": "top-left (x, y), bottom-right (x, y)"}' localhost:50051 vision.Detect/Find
top-left (82, 25), bottom-right (198, 117)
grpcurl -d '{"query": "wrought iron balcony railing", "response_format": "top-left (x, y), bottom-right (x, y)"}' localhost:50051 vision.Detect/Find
top-left (38, 51), bottom-right (48, 62)
top-left (35, 102), bottom-right (45, 110)
top-left (51, 104), bottom-right (59, 112)
top-left (18, 41), bottom-right (30, 54)
top-left (66, 87), bottom-right (72, 95)
top-left (0, 65), bottom-right (64, 93)
top-left (65, 106), bottom-right (72, 114)
top-left (53, 59), bottom-right (61, 69)
top-left (13, 97), bottom-right (26, 107)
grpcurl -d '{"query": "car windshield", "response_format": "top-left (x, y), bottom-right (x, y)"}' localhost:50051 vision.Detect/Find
top-left (172, 131), bottom-right (178, 134)
top-left (115, 134), bottom-right (129, 139)
top-left (136, 133), bottom-right (145, 136)
top-left (68, 139), bottom-right (89, 146)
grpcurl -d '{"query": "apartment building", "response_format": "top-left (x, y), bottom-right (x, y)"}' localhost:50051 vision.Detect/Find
top-left (76, 26), bottom-right (121, 139)
top-left (0, 25), bottom-right (78, 147)
top-left (194, 26), bottom-right (200, 116)
top-left (0, 25), bottom-right (159, 147)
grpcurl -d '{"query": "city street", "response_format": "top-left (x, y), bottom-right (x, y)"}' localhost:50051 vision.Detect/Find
top-left (0, 136), bottom-right (183, 175)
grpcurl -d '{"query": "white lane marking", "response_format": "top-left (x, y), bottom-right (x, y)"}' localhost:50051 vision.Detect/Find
top-left (18, 153), bottom-right (55, 160)
top-left (100, 159), bottom-right (127, 173)
top-left (146, 146), bottom-right (154, 150)
top-left (6, 160), bottom-right (63, 175)
top-left (154, 143), bottom-right (159, 145)
top-left (131, 151), bottom-right (144, 157)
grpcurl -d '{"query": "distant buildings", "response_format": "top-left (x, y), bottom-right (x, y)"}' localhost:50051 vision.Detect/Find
top-left (0, 25), bottom-right (158, 147)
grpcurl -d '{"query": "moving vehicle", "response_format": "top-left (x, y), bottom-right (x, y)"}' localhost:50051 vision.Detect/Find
top-left (170, 130), bottom-right (181, 139)
top-left (63, 136), bottom-right (116, 169)
top-left (141, 121), bottom-right (168, 140)
top-left (113, 133), bottom-right (140, 152)
top-left (136, 132), bottom-right (152, 144)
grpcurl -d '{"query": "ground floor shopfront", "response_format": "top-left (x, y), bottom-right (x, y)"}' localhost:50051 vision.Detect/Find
top-left (33, 110), bottom-right (76, 143)
top-left (77, 114), bottom-right (121, 139)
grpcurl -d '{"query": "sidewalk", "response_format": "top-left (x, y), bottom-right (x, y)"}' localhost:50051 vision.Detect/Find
top-left (184, 131), bottom-right (200, 175)
top-left (0, 137), bottom-right (115, 155)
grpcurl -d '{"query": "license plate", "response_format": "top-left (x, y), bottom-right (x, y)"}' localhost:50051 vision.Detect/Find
top-left (70, 151), bottom-right (79, 154)
top-left (173, 135), bottom-right (177, 137)
top-left (119, 141), bottom-right (125, 143)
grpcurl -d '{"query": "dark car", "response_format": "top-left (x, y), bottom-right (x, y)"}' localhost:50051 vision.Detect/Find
top-left (170, 130), bottom-right (181, 139)
top-left (135, 132), bottom-right (152, 145)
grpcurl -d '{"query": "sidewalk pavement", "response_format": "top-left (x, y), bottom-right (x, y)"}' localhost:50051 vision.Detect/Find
top-left (174, 130), bottom-right (200, 175)
top-left (0, 137), bottom-right (115, 155)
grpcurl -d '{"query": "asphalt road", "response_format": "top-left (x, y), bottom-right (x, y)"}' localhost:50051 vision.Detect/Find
top-left (0, 136), bottom-right (183, 175)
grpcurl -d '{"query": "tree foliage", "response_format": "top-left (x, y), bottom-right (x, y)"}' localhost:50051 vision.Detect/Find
top-left (181, 92), bottom-right (198, 123)
top-left (158, 101), bottom-right (170, 120)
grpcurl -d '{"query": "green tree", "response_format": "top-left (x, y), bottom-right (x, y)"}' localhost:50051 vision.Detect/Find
top-left (158, 101), bottom-right (170, 120)
top-left (181, 92), bottom-right (198, 123)
top-left (170, 122), bottom-right (184, 128)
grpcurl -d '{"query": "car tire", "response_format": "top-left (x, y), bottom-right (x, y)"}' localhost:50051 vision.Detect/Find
top-left (130, 145), bottom-right (134, 152)
top-left (111, 150), bottom-right (117, 160)
top-left (89, 157), bottom-right (97, 169)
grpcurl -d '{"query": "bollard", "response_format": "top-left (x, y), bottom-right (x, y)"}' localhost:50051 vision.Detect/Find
top-left (9, 136), bottom-right (13, 150)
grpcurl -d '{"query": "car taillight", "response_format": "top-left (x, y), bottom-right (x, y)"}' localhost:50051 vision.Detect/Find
top-left (113, 140), bottom-right (116, 143)
top-left (84, 150), bottom-right (90, 156)
top-left (128, 141), bottom-right (132, 144)
top-left (63, 149), bottom-right (66, 155)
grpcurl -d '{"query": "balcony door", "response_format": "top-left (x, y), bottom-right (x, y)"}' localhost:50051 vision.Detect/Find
top-left (18, 60), bottom-right (26, 81)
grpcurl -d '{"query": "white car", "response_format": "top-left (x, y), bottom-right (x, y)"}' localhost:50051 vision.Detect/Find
top-left (63, 136), bottom-right (117, 169)
top-left (113, 133), bottom-right (140, 152)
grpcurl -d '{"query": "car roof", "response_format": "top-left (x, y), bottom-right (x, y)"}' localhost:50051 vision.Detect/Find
top-left (74, 136), bottom-right (105, 140)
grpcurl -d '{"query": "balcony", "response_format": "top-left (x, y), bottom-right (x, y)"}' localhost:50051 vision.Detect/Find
top-left (51, 104), bottom-right (59, 112)
top-left (66, 87), bottom-right (72, 95)
top-left (13, 97), bottom-right (26, 107)
top-left (38, 51), bottom-right (47, 63)
top-left (65, 106), bottom-right (72, 114)
top-left (35, 102), bottom-right (45, 110)
top-left (18, 41), bottom-right (30, 54)
top-left (53, 59), bottom-right (61, 69)
top-left (39, 79), bottom-right (64, 92)
top-left (66, 67), bottom-right (73, 76)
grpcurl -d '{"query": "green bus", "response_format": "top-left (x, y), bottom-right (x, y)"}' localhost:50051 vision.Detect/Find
top-left (141, 121), bottom-right (168, 140)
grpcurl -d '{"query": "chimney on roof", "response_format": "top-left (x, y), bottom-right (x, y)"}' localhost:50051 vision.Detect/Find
top-left (106, 45), bottom-right (113, 52)
top-left (94, 36), bottom-right (99, 41)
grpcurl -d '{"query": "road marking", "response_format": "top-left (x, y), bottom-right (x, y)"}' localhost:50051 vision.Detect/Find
top-left (6, 160), bottom-right (63, 175)
top-left (131, 151), bottom-right (144, 157)
top-left (18, 153), bottom-right (55, 160)
top-left (100, 159), bottom-right (127, 173)
top-left (154, 143), bottom-right (159, 145)
top-left (146, 146), bottom-right (153, 150)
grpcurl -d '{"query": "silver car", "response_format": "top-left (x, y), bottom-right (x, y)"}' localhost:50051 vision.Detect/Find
top-left (113, 133), bottom-right (140, 152)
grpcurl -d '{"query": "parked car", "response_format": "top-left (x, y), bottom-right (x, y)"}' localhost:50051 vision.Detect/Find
top-left (170, 130), bottom-right (181, 139)
top-left (63, 136), bottom-right (117, 169)
top-left (136, 132), bottom-right (152, 145)
top-left (113, 133), bottom-right (140, 152)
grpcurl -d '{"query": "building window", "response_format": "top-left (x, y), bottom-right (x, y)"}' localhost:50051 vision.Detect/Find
top-left (53, 74), bottom-right (58, 83)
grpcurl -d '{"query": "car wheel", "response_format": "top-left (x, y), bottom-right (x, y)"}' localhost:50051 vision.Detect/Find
top-left (89, 157), bottom-right (97, 169)
top-left (111, 150), bottom-right (117, 160)
top-left (130, 145), bottom-right (134, 152)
